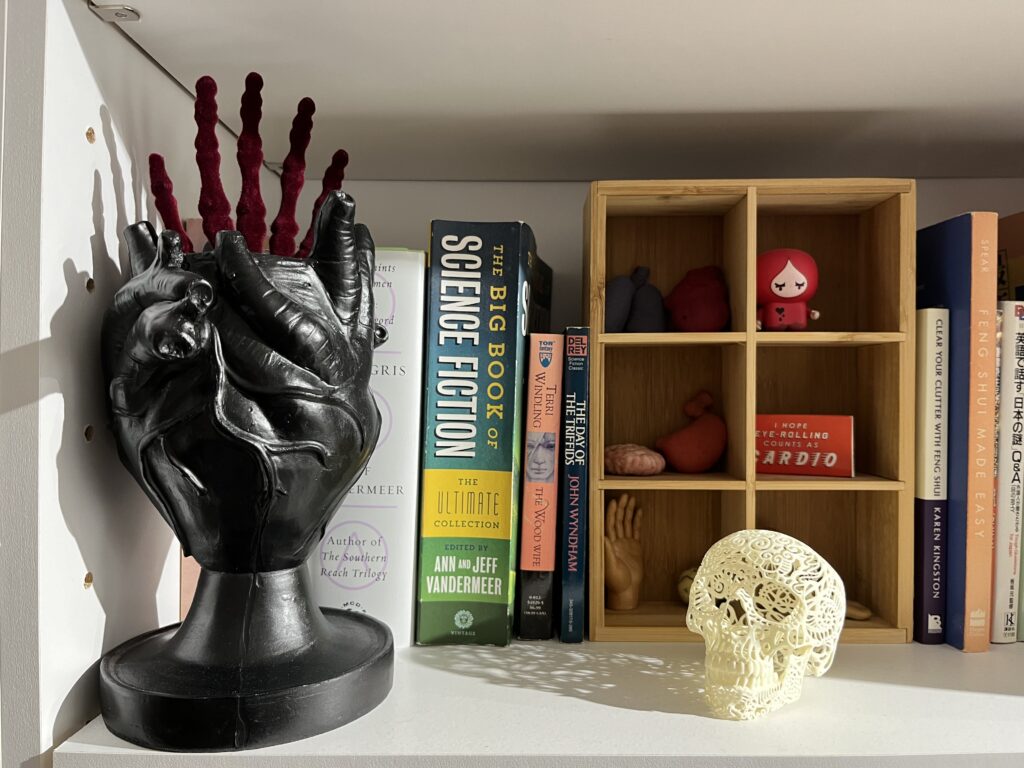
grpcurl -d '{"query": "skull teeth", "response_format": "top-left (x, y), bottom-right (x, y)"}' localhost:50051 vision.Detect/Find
top-left (705, 651), bottom-right (777, 691)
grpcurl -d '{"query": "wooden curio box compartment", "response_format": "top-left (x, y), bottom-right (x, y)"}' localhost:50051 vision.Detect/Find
top-left (584, 179), bottom-right (915, 643)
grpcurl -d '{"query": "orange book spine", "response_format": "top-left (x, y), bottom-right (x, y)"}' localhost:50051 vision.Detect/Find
top-left (516, 333), bottom-right (563, 640)
top-left (964, 212), bottom-right (998, 652)
top-left (520, 334), bottom-right (564, 573)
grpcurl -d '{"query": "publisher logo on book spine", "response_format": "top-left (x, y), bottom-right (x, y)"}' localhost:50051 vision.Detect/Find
top-left (567, 333), bottom-right (587, 357)
top-left (454, 610), bottom-right (474, 630)
top-left (538, 338), bottom-right (555, 368)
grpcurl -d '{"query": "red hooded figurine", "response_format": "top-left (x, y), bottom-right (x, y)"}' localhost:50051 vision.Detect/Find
top-left (756, 248), bottom-right (820, 331)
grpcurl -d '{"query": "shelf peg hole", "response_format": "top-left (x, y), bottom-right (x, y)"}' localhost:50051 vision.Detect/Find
top-left (84, 572), bottom-right (94, 589)
top-left (83, 424), bottom-right (95, 442)
top-left (85, 127), bottom-right (96, 144)
top-left (85, 277), bottom-right (96, 293)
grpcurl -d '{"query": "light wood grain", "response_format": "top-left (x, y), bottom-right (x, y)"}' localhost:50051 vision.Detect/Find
top-left (602, 600), bottom-right (907, 644)
top-left (604, 600), bottom-right (689, 629)
top-left (755, 474), bottom-right (904, 491)
top-left (597, 624), bottom-right (702, 642)
top-left (757, 332), bottom-right (905, 346)
top-left (633, 490), bottom-right (731, 604)
top-left (755, 490), bottom-right (901, 620)
top-left (604, 345), bottom-right (728, 449)
top-left (586, 179), bottom-right (913, 643)
top-left (597, 178), bottom-right (912, 199)
top-left (743, 188), bottom-right (759, 528)
top-left (588, 187), bottom-right (607, 635)
top-left (721, 488), bottom-right (752, 536)
top-left (724, 195), bottom-right (752, 332)
top-left (606, 215), bottom-right (731, 330)
top-left (839, 625), bottom-right (909, 644)
top-left (854, 491), bottom-right (901, 630)
top-left (757, 344), bottom-right (901, 480)
top-left (605, 194), bottom-right (745, 216)
top-left (756, 192), bottom-right (902, 214)
top-left (896, 189), bottom-right (916, 637)
top-left (759, 214), bottom-right (870, 333)
top-left (857, 193), bottom-right (903, 332)
top-left (600, 332), bottom-right (746, 346)
top-left (581, 185), bottom-right (593, 327)
top-left (599, 473), bottom-right (745, 491)
top-left (856, 344), bottom-right (902, 489)
top-left (722, 343), bottom-right (748, 480)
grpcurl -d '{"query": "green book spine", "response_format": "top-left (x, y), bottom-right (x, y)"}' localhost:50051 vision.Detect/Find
top-left (415, 221), bottom-right (552, 645)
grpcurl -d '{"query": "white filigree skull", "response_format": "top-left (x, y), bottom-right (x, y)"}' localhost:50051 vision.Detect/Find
top-left (686, 529), bottom-right (846, 720)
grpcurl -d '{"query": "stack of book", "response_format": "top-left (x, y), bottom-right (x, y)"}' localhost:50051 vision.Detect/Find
top-left (307, 219), bottom-right (592, 647)
top-left (916, 212), bottom-right (1024, 651)
top-left (204, 208), bottom-right (1024, 653)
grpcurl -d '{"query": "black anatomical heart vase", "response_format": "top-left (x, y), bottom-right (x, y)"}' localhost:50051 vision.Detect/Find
top-left (97, 75), bottom-right (393, 751)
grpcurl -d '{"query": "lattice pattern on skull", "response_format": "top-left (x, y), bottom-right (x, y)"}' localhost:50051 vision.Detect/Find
top-left (686, 529), bottom-right (846, 720)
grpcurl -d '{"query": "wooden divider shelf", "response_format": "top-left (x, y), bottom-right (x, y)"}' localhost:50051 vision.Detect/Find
top-left (585, 179), bottom-right (915, 644)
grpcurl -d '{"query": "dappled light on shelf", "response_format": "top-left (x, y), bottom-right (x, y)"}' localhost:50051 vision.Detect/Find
top-left (409, 642), bottom-right (711, 717)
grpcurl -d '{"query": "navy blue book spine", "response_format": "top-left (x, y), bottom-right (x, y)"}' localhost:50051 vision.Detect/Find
top-left (558, 327), bottom-right (589, 642)
top-left (917, 213), bottom-right (997, 651)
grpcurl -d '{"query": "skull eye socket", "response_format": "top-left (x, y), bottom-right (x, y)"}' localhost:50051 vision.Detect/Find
top-left (714, 597), bottom-right (748, 623)
top-left (753, 581), bottom-right (800, 623)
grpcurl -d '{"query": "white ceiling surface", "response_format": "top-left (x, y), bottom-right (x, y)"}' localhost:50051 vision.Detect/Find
top-left (121, 0), bottom-right (1024, 181)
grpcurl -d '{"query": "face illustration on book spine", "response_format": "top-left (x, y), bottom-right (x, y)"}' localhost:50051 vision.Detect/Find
top-left (526, 431), bottom-right (556, 483)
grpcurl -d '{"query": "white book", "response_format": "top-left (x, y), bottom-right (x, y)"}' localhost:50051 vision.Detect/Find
top-left (994, 302), bottom-right (1024, 642)
top-left (308, 249), bottom-right (426, 647)
top-left (914, 308), bottom-right (949, 643)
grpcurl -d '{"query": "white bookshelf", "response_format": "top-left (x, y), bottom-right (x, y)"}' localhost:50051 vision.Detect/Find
top-left (5, 3), bottom-right (1024, 767)
top-left (55, 642), bottom-right (1024, 767)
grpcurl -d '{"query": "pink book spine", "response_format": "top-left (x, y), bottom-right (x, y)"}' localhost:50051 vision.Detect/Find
top-left (519, 333), bottom-right (564, 573)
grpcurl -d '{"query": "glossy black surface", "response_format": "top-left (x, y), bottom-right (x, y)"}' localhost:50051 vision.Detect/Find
top-left (98, 192), bottom-right (393, 750)
top-left (100, 568), bottom-right (393, 751)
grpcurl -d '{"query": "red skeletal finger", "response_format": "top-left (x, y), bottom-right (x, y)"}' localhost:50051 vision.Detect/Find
top-left (194, 75), bottom-right (234, 245)
top-left (269, 97), bottom-right (315, 257)
top-left (236, 72), bottom-right (267, 252)
top-left (148, 154), bottom-right (193, 252)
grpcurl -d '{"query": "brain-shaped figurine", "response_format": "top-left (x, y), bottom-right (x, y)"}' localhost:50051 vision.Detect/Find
top-left (604, 443), bottom-right (666, 475)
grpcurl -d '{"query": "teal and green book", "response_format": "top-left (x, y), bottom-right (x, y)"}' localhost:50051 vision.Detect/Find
top-left (415, 221), bottom-right (552, 645)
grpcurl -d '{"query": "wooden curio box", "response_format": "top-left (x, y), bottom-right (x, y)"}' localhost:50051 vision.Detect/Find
top-left (584, 179), bottom-right (915, 643)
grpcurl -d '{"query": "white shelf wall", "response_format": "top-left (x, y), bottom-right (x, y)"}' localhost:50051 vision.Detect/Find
top-left (1, 2), bottom-right (283, 766)
top-left (3, 2), bottom-right (1024, 768)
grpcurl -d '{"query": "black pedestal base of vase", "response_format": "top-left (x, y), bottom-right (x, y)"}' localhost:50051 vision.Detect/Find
top-left (99, 566), bottom-right (393, 752)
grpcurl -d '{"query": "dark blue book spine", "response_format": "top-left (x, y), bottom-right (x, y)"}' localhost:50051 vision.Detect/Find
top-left (913, 498), bottom-right (947, 643)
top-left (558, 327), bottom-right (589, 642)
top-left (917, 213), bottom-right (997, 651)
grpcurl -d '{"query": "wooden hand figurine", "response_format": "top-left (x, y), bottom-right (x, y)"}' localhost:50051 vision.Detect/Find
top-left (604, 493), bottom-right (644, 610)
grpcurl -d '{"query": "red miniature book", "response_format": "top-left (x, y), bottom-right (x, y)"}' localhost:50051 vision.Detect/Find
top-left (755, 415), bottom-right (855, 477)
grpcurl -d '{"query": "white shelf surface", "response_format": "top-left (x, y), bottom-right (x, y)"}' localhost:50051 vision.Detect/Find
top-left (56, 641), bottom-right (1024, 767)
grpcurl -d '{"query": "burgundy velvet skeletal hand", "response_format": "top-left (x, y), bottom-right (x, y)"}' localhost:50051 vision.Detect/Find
top-left (100, 74), bottom-right (381, 573)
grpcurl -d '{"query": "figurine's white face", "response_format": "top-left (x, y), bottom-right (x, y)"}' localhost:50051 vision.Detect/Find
top-left (686, 530), bottom-right (846, 720)
top-left (770, 260), bottom-right (810, 298)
